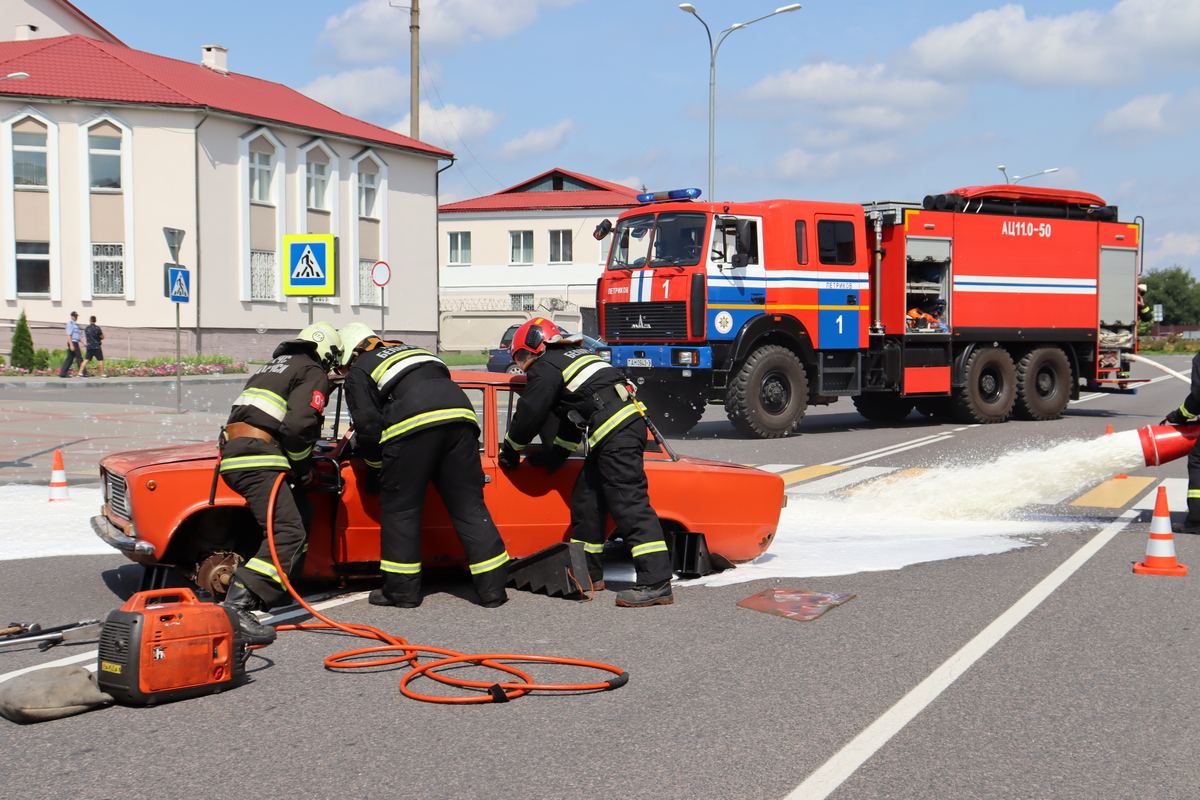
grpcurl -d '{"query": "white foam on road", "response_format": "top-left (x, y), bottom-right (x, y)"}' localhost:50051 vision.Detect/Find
top-left (686, 432), bottom-right (1146, 587)
top-left (0, 484), bottom-right (111, 561)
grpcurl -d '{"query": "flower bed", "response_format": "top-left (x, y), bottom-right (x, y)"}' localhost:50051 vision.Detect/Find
top-left (0, 362), bottom-right (246, 378)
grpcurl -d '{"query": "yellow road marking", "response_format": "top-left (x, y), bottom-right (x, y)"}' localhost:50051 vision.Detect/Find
top-left (1070, 476), bottom-right (1156, 508)
top-left (781, 465), bottom-right (847, 486)
top-left (842, 468), bottom-right (929, 494)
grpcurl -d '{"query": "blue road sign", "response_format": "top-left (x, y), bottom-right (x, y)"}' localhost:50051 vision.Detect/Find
top-left (169, 267), bottom-right (190, 303)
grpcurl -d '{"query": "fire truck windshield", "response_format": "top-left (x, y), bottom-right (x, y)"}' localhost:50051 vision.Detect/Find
top-left (608, 211), bottom-right (707, 270)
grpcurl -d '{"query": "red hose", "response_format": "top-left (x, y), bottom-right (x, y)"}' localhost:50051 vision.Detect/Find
top-left (261, 472), bottom-right (629, 704)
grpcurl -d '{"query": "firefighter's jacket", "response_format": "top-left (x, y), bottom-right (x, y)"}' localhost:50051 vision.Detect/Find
top-left (220, 341), bottom-right (330, 474)
top-left (1174, 352), bottom-right (1200, 422)
top-left (505, 345), bottom-right (643, 453)
top-left (343, 342), bottom-right (478, 469)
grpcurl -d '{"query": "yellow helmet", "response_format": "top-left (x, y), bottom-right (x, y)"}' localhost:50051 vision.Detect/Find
top-left (336, 322), bottom-right (378, 365)
top-left (297, 321), bottom-right (342, 371)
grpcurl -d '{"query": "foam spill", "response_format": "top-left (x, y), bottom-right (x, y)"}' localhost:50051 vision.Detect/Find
top-left (684, 431), bottom-right (1147, 587)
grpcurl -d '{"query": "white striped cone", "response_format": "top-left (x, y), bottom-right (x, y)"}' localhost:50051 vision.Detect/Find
top-left (1134, 485), bottom-right (1186, 576)
top-left (48, 449), bottom-right (70, 502)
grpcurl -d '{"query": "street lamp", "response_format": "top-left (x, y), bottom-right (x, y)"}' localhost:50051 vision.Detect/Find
top-left (679, 3), bottom-right (801, 200)
top-left (997, 165), bottom-right (1059, 185)
top-left (1, 72), bottom-right (30, 82)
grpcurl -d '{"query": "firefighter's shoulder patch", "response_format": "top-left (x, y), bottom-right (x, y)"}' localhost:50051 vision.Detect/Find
top-left (311, 391), bottom-right (326, 412)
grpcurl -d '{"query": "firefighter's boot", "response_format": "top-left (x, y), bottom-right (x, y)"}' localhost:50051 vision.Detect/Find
top-left (614, 580), bottom-right (674, 608)
top-left (473, 564), bottom-right (509, 608)
top-left (369, 573), bottom-right (421, 608)
top-left (222, 579), bottom-right (277, 646)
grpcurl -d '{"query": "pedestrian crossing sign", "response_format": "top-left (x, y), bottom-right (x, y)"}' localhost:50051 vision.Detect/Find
top-left (168, 267), bottom-right (190, 303)
top-left (282, 234), bottom-right (337, 296)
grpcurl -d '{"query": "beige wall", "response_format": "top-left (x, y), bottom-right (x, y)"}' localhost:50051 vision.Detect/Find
top-left (1, 0), bottom-right (120, 43)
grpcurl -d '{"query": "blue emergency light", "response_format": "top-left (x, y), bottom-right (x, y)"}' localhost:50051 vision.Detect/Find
top-left (636, 188), bottom-right (702, 204)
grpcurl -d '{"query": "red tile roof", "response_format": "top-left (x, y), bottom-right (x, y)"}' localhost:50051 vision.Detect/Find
top-left (441, 168), bottom-right (641, 212)
top-left (0, 35), bottom-right (451, 157)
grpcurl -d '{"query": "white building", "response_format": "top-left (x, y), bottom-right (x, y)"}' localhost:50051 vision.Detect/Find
top-left (437, 168), bottom-right (639, 351)
top-left (0, 0), bottom-right (451, 360)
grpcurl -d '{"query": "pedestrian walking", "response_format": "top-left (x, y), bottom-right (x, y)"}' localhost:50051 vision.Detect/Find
top-left (57, 311), bottom-right (83, 377)
top-left (79, 316), bottom-right (106, 378)
top-left (336, 322), bottom-right (510, 609)
top-left (501, 317), bottom-right (674, 607)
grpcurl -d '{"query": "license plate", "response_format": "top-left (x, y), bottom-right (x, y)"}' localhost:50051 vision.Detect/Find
top-left (626, 358), bottom-right (653, 368)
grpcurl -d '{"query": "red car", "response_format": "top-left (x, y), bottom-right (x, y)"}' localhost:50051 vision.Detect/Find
top-left (92, 371), bottom-right (784, 596)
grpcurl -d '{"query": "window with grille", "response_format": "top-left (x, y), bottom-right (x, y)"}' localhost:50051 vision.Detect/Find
top-left (91, 243), bottom-right (124, 296)
top-left (549, 230), bottom-right (573, 263)
top-left (448, 232), bottom-right (471, 265)
top-left (509, 231), bottom-right (533, 264)
top-left (510, 293), bottom-right (534, 311)
top-left (359, 259), bottom-right (380, 305)
top-left (251, 250), bottom-right (277, 300)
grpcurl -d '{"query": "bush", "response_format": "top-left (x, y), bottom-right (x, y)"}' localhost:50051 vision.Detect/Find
top-left (10, 311), bottom-right (34, 370)
top-left (33, 348), bottom-right (50, 370)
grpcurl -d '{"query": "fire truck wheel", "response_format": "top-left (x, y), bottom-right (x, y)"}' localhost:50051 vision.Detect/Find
top-left (955, 347), bottom-right (1016, 424)
top-left (852, 394), bottom-right (916, 422)
top-left (725, 345), bottom-right (808, 438)
top-left (1014, 347), bottom-right (1072, 421)
top-left (636, 385), bottom-right (706, 435)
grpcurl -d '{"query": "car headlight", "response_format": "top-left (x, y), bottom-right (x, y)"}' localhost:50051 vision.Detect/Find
top-left (597, 349), bottom-right (612, 362)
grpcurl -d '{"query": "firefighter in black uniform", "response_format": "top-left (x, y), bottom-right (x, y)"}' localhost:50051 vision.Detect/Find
top-left (501, 318), bottom-right (674, 607)
top-left (336, 323), bottom-right (509, 608)
top-left (218, 322), bottom-right (339, 645)
top-left (1163, 350), bottom-right (1200, 534)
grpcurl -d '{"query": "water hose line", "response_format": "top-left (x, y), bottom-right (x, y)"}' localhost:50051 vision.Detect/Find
top-left (1125, 353), bottom-right (1190, 384)
top-left (261, 472), bottom-right (629, 704)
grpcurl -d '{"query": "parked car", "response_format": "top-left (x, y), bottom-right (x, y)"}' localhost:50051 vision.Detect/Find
top-left (92, 371), bottom-right (784, 597)
top-left (486, 331), bottom-right (604, 374)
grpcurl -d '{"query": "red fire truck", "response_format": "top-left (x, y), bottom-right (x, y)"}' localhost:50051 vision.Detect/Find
top-left (593, 184), bottom-right (1144, 438)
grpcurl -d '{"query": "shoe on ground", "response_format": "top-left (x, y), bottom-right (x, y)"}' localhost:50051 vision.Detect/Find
top-left (1172, 522), bottom-right (1200, 535)
top-left (368, 588), bottom-right (420, 608)
top-left (225, 607), bottom-right (277, 646)
top-left (479, 594), bottom-right (508, 608)
top-left (615, 580), bottom-right (674, 607)
top-left (590, 579), bottom-right (605, 592)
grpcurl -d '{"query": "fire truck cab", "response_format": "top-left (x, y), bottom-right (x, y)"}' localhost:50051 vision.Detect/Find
top-left (595, 185), bottom-right (1142, 438)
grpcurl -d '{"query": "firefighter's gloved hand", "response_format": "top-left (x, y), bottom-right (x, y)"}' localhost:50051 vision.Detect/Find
top-left (526, 446), bottom-right (570, 475)
top-left (1164, 407), bottom-right (1189, 426)
top-left (291, 468), bottom-right (318, 489)
top-left (498, 442), bottom-right (521, 470)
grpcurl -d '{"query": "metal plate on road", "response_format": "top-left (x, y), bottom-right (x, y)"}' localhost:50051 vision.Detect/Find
top-left (626, 358), bottom-right (653, 368)
top-left (737, 588), bottom-right (855, 621)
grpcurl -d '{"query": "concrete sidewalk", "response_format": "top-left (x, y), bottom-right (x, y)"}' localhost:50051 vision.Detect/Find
top-left (0, 372), bottom-right (248, 389)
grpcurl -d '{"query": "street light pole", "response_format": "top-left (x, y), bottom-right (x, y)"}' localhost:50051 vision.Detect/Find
top-left (0, 72), bottom-right (30, 82)
top-left (389, 0), bottom-right (420, 140)
top-left (679, 4), bottom-right (801, 201)
top-left (997, 165), bottom-right (1059, 185)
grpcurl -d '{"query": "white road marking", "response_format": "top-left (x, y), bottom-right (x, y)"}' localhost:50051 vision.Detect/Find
top-left (787, 467), bottom-right (895, 495)
top-left (826, 433), bottom-right (957, 467)
top-left (783, 508), bottom-right (1139, 800)
top-left (0, 590), bottom-right (369, 683)
top-left (1131, 477), bottom-right (1188, 511)
top-left (757, 464), bottom-right (804, 474)
top-left (1072, 373), bottom-right (1172, 404)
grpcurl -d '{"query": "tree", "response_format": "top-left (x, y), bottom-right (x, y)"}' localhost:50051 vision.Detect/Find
top-left (1141, 265), bottom-right (1200, 326)
top-left (10, 310), bottom-right (34, 370)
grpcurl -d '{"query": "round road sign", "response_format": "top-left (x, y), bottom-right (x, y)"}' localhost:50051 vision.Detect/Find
top-left (371, 261), bottom-right (391, 287)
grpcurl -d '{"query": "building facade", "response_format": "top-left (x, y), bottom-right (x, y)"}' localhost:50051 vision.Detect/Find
top-left (0, 1), bottom-right (450, 361)
top-left (437, 169), bottom-right (639, 351)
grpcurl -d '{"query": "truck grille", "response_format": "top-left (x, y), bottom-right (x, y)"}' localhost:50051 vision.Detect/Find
top-left (107, 471), bottom-right (132, 521)
top-left (604, 302), bottom-right (688, 340)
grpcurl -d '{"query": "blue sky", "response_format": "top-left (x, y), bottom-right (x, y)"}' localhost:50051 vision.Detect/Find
top-left (92, 0), bottom-right (1200, 272)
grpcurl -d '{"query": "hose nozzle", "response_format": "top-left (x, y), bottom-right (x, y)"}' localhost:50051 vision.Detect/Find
top-left (1138, 423), bottom-right (1200, 466)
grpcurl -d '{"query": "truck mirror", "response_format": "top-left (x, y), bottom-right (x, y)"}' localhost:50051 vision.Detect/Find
top-left (735, 219), bottom-right (759, 262)
top-left (731, 252), bottom-right (750, 269)
top-left (593, 219), bottom-right (612, 240)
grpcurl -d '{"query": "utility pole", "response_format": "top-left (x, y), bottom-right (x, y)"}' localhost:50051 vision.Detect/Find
top-left (410, 0), bottom-right (420, 140)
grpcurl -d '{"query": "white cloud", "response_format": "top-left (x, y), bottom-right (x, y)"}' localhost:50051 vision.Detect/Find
top-left (301, 67), bottom-right (408, 119)
top-left (771, 143), bottom-right (904, 182)
top-left (1097, 93), bottom-right (1174, 136)
top-left (1152, 232), bottom-right (1200, 260)
top-left (321, 0), bottom-right (583, 64)
top-left (909, 0), bottom-right (1200, 87)
top-left (391, 101), bottom-right (504, 150)
top-left (494, 119), bottom-right (580, 163)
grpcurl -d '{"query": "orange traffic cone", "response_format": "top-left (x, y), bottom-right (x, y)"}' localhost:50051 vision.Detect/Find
top-left (1106, 425), bottom-right (1114, 435)
top-left (1133, 485), bottom-right (1187, 576)
top-left (48, 449), bottom-right (69, 502)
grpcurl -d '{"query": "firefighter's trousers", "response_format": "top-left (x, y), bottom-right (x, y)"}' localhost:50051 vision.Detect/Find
top-left (222, 468), bottom-right (312, 607)
top-left (378, 422), bottom-right (509, 605)
top-left (1186, 441), bottom-right (1200, 526)
top-left (569, 419), bottom-right (672, 587)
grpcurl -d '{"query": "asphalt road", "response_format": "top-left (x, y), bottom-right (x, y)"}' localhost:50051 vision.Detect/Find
top-left (1, 356), bottom-right (1199, 799)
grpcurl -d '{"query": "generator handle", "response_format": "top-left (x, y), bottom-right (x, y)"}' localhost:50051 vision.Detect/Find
top-left (123, 587), bottom-right (201, 610)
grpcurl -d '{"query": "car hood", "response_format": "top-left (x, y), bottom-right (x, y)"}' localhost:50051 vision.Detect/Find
top-left (101, 443), bottom-right (218, 474)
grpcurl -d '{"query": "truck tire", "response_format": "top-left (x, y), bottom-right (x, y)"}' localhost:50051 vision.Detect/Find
top-left (725, 345), bottom-right (808, 438)
top-left (1014, 347), bottom-right (1071, 421)
top-left (954, 347), bottom-right (1016, 424)
top-left (852, 393), bottom-right (915, 421)
top-left (636, 385), bottom-right (706, 436)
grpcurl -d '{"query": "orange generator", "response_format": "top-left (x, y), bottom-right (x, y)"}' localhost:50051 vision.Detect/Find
top-left (96, 588), bottom-right (249, 706)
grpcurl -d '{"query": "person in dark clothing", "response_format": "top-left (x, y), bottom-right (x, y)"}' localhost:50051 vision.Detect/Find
top-left (1138, 283), bottom-right (1154, 325)
top-left (501, 317), bottom-right (674, 607)
top-left (58, 311), bottom-right (82, 378)
top-left (1163, 351), bottom-right (1200, 535)
top-left (79, 316), bottom-right (106, 378)
top-left (336, 322), bottom-right (509, 609)
top-left (218, 322), bottom-right (339, 645)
